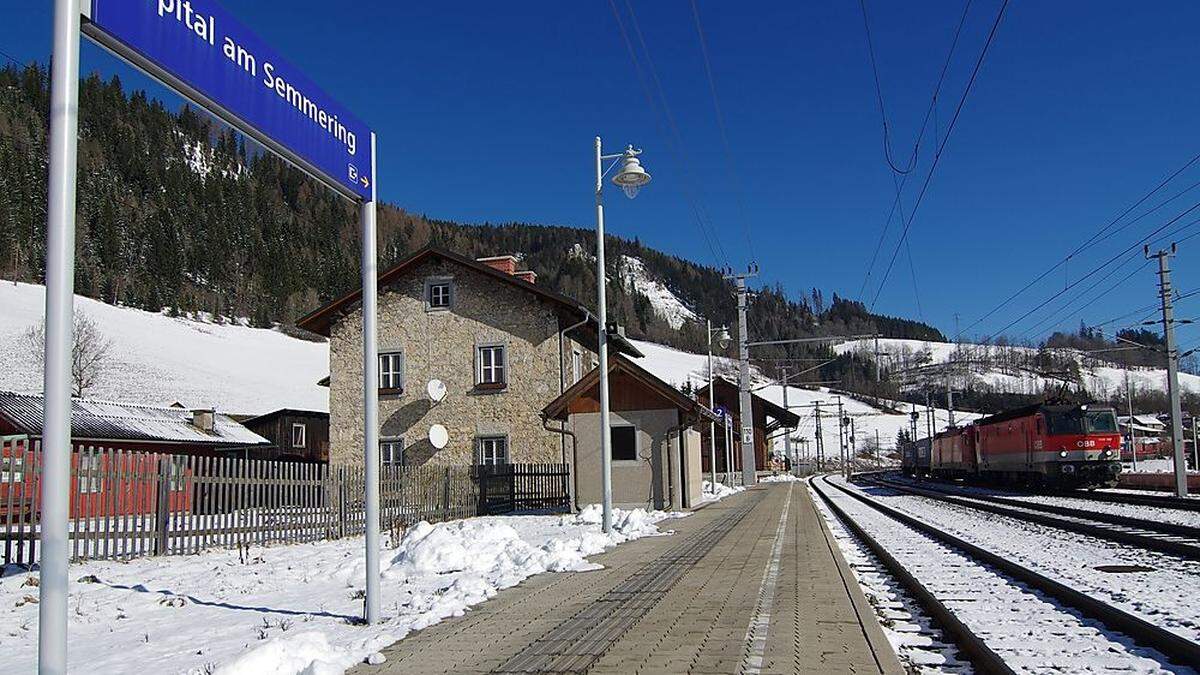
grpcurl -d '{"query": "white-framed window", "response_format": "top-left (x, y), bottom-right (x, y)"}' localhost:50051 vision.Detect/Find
top-left (426, 279), bottom-right (452, 310)
top-left (381, 437), bottom-right (404, 467)
top-left (292, 423), bottom-right (307, 448)
top-left (379, 351), bottom-right (404, 391)
top-left (477, 436), bottom-right (508, 466)
top-left (1, 454), bottom-right (23, 484)
top-left (571, 349), bottom-right (583, 384)
top-left (476, 344), bottom-right (506, 388)
top-left (611, 425), bottom-right (638, 461)
top-left (78, 453), bottom-right (102, 493)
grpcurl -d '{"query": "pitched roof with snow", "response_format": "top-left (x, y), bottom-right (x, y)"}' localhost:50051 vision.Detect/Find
top-left (0, 391), bottom-right (268, 446)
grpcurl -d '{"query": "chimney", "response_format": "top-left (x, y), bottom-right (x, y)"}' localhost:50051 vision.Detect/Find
top-left (191, 409), bottom-right (216, 433)
top-left (514, 270), bottom-right (537, 284)
top-left (477, 255), bottom-right (519, 275)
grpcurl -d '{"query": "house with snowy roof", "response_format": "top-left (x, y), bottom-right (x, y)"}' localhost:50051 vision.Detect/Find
top-left (0, 390), bottom-right (268, 455)
top-left (297, 246), bottom-right (643, 468)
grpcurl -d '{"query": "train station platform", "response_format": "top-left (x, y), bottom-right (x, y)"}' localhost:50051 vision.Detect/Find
top-left (354, 481), bottom-right (903, 674)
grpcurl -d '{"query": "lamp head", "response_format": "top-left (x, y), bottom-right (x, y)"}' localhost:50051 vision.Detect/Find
top-left (715, 326), bottom-right (731, 349)
top-left (612, 146), bottom-right (651, 199)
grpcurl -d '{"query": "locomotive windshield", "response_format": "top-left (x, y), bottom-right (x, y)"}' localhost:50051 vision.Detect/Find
top-left (1044, 408), bottom-right (1117, 435)
top-left (1085, 410), bottom-right (1118, 433)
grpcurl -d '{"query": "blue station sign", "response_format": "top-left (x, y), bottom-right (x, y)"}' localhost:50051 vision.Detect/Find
top-left (85, 0), bottom-right (373, 200)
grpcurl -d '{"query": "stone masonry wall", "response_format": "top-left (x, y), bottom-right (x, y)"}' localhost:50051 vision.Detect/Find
top-left (327, 258), bottom-right (581, 466)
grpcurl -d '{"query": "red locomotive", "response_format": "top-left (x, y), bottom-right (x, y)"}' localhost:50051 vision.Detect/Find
top-left (924, 402), bottom-right (1122, 488)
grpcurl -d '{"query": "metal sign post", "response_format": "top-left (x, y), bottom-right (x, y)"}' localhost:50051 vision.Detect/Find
top-left (42, 1), bottom-right (382, 670)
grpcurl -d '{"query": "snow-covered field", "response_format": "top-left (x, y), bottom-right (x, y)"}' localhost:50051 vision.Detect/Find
top-left (835, 337), bottom-right (1200, 397)
top-left (0, 281), bottom-right (327, 416)
top-left (0, 506), bottom-right (686, 674)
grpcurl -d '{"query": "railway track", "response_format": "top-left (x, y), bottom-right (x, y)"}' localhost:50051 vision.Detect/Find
top-left (1059, 487), bottom-right (1200, 513)
top-left (866, 475), bottom-right (1200, 561)
top-left (810, 475), bottom-right (1200, 672)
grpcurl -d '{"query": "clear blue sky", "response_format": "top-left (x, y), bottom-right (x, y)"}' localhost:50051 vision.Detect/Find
top-left (3, 1), bottom-right (1199, 347)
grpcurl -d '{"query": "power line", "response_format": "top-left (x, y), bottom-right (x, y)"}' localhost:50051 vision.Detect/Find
top-left (956, 150), bottom-right (1200, 341)
top-left (982, 197), bottom-right (1200, 342)
top-left (869, 0), bottom-right (1010, 310)
top-left (606, 0), bottom-right (730, 269)
top-left (688, 0), bottom-right (756, 263)
top-left (858, 0), bottom-right (974, 301)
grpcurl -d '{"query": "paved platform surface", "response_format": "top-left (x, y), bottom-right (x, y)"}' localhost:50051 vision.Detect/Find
top-left (353, 482), bottom-right (903, 674)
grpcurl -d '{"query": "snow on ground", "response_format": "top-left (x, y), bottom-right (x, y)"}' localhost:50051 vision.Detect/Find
top-left (698, 480), bottom-right (744, 505)
top-left (0, 280), bottom-right (328, 415)
top-left (816, 479), bottom-right (1185, 673)
top-left (836, 477), bottom-right (1200, 645)
top-left (1122, 458), bottom-right (1197, 475)
top-left (0, 506), bottom-right (685, 674)
top-left (618, 256), bottom-right (697, 330)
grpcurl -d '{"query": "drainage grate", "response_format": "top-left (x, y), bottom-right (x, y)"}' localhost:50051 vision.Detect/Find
top-left (492, 493), bottom-right (766, 674)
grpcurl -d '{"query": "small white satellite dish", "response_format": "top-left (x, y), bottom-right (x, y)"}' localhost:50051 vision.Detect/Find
top-left (426, 379), bottom-right (447, 403)
top-left (428, 424), bottom-right (449, 449)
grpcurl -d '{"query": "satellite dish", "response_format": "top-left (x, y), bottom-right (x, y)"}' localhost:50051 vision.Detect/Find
top-left (426, 379), bottom-right (447, 403)
top-left (428, 424), bottom-right (449, 449)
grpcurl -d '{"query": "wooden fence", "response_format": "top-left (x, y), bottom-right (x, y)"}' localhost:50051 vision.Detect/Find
top-left (0, 437), bottom-right (570, 566)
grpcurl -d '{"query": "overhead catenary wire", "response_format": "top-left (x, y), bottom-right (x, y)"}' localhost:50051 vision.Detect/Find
top-left (869, 0), bottom-right (1010, 311)
top-left (858, 0), bottom-right (975, 302)
top-left (606, 0), bottom-right (730, 270)
top-left (957, 150), bottom-right (1200, 342)
top-left (688, 0), bottom-right (756, 264)
top-left (981, 198), bottom-right (1200, 343)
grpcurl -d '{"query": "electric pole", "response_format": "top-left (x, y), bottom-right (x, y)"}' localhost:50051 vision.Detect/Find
top-left (814, 401), bottom-right (824, 472)
top-left (726, 265), bottom-right (759, 486)
top-left (1147, 244), bottom-right (1188, 497)
top-left (1125, 368), bottom-right (1138, 472)
top-left (836, 397), bottom-right (847, 478)
top-left (946, 373), bottom-right (957, 428)
top-left (781, 367), bottom-right (793, 471)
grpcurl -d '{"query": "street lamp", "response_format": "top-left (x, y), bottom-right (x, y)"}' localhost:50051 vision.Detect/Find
top-left (705, 320), bottom-right (731, 492)
top-left (595, 138), bottom-right (651, 534)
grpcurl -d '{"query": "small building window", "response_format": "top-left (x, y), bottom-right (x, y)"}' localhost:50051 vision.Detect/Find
top-left (571, 349), bottom-right (583, 384)
top-left (379, 351), bottom-right (404, 392)
top-left (381, 437), bottom-right (404, 467)
top-left (426, 279), bottom-right (452, 310)
top-left (476, 345), bottom-right (506, 389)
top-left (292, 423), bottom-right (307, 448)
top-left (612, 425), bottom-right (637, 461)
top-left (477, 436), bottom-right (508, 466)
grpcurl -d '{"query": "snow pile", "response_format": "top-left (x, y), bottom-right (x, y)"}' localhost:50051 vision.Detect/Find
top-left (699, 480), bottom-right (744, 503)
top-left (0, 280), bottom-right (328, 415)
top-left (2, 508), bottom-right (683, 675)
top-left (760, 474), bottom-right (803, 483)
top-left (618, 256), bottom-right (697, 330)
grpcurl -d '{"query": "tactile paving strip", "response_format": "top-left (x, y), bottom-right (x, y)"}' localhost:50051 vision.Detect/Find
top-left (492, 492), bottom-right (767, 674)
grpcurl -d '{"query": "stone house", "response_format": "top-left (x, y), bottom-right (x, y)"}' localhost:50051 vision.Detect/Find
top-left (296, 246), bottom-right (641, 466)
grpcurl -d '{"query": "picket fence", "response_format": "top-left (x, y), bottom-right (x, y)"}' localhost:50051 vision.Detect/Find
top-left (0, 437), bottom-right (571, 566)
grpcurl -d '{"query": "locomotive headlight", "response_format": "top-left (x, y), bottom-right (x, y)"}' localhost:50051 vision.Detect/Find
top-left (1103, 449), bottom-right (1113, 457)
top-left (1059, 450), bottom-right (1069, 458)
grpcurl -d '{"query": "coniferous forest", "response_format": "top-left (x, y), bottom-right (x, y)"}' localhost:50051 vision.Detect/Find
top-left (0, 63), bottom-right (943, 392)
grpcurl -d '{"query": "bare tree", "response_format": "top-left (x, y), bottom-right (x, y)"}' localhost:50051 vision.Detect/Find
top-left (23, 312), bottom-right (113, 397)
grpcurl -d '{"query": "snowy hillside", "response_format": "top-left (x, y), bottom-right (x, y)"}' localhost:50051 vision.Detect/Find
top-left (630, 339), bottom-right (971, 452)
top-left (0, 282), bottom-right (959, 451)
top-left (834, 337), bottom-right (1200, 398)
top-left (619, 256), bottom-right (698, 330)
top-left (0, 281), bottom-right (328, 415)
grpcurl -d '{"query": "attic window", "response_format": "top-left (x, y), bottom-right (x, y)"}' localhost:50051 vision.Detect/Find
top-left (425, 278), bottom-right (453, 310)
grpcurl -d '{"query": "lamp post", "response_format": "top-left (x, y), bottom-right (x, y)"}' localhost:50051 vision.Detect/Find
top-left (706, 320), bottom-right (731, 492)
top-left (595, 138), bottom-right (651, 534)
